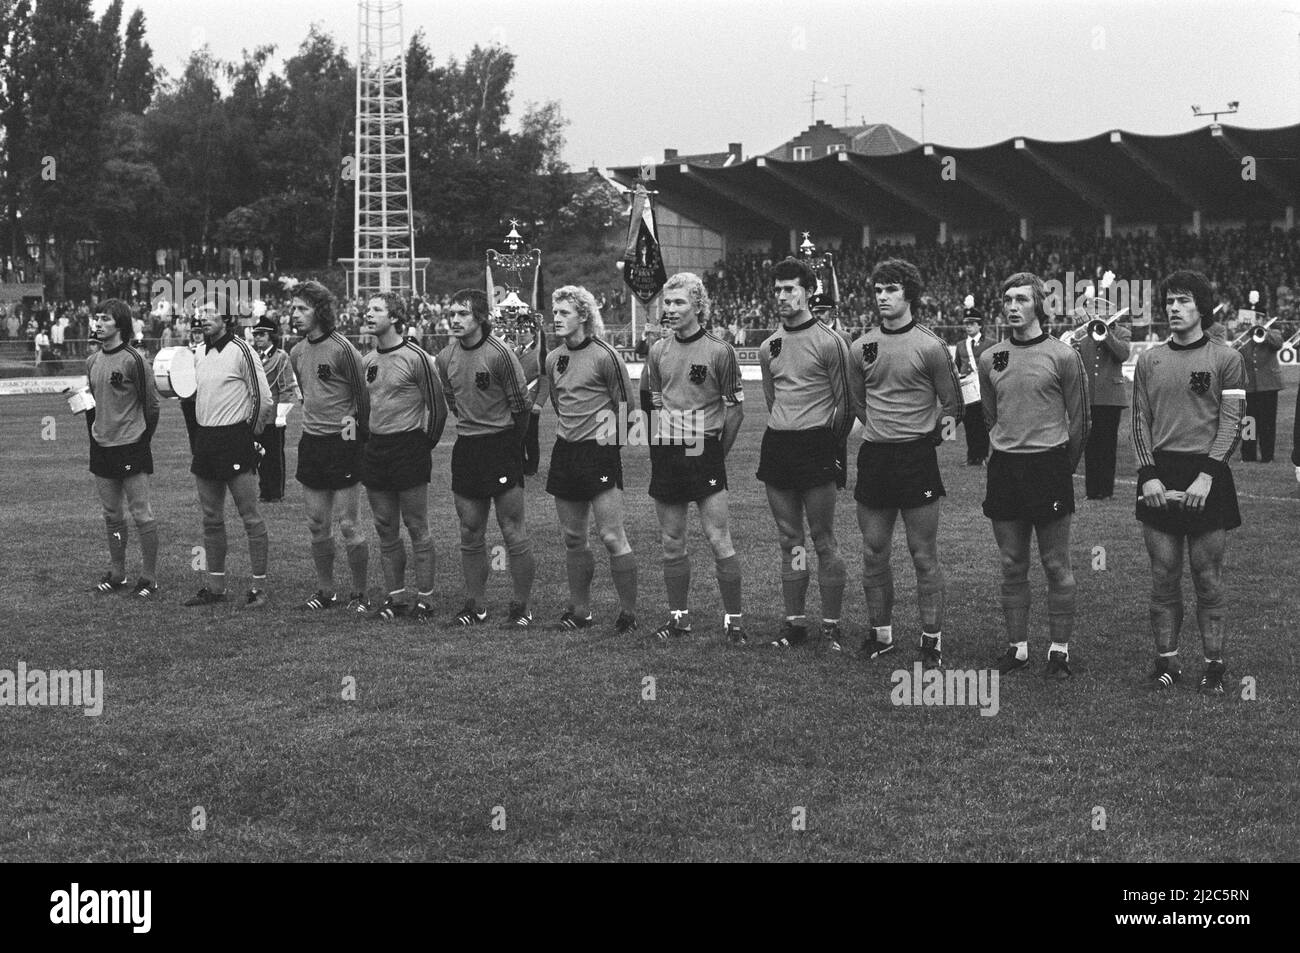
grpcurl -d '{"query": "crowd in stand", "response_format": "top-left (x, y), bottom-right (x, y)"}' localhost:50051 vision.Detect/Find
top-left (3, 227), bottom-right (1298, 370)
top-left (705, 226), bottom-right (1300, 344)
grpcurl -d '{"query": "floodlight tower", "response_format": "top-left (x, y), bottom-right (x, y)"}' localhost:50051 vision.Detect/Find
top-left (346, 0), bottom-right (426, 298)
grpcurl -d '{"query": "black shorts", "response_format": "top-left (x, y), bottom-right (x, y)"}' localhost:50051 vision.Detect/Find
top-left (756, 427), bottom-right (842, 491)
top-left (362, 429), bottom-right (432, 492)
top-left (854, 439), bottom-right (945, 510)
top-left (191, 423), bottom-right (260, 482)
top-left (1136, 451), bottom-right (1241, 535)
top-left (835, 437), bottom-right (848, 490)
top-left (983, 446), bottom-right (1075, 522)
top-left (649, 436), bottom-right (727, 504)
top-left (451, 429), bottom-right (524, 499)
top-left (546, 438), bottom-right (623, 501)
top-left (297, 432), bottom-right (363, 490)
top-left (89, 437), bottom-right (154, 480)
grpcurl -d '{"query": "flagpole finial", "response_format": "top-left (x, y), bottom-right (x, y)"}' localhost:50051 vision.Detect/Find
top-left (799, 232), bottom-right (816, 256)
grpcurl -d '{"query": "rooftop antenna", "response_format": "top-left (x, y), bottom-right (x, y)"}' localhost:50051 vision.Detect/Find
top-left (836, 83), bottom-right (852, 126)
top-left (912, 86), bottom-right (927, 142)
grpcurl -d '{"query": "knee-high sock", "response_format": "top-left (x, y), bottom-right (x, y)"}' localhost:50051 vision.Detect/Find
top-left (1000, 580), bottom-right (1030, 644)
top-left (105, 516), bottom-right (127, 577)
top-left (917, 571), bottom-right (944, 633)
top-left (862, 561), bottom-right (894, 628)
top-left (1196, 589), bottom-right (1226, 659)
top-left (781, 549), bottom-right (809, 617)
top-left (246, 519), bottom-right (268, 578)
top-left (507, 539), bottom-right (535, 604)
top-left (311, 537), bottom-right (336, 591)
top-left (818, 551), bottom-right (846, 621)
top-left (380, 537), bottom-right (407, 594)
top-left (610, 551), bottom-right (637, 613)
top-left (205, 523), bottom-right (229, 592)
top-left (1150, 579), bottom-right (1183, 654)
top-left (714, 554), bottom-right (742, 615)
top-left (411, 535), bottom-right (434, 597)
top-left (136, 519), bottom-right (159, 582)
top-left (1047, 579), bottom-right (1076, 647)
top-left (566, 547), bottom-right (595, 614)
top-left (460, 540), bottom-right (489, 604)
top-left (664, 553), bottom-right (691, 612)
top-left (346, 540), bottom-right (369, 594)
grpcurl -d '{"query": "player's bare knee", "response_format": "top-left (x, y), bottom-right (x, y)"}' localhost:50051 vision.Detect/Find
top-left (459, 525), bottom-right (485, 550)
top-left (597, 526), bottom-right (628, 554)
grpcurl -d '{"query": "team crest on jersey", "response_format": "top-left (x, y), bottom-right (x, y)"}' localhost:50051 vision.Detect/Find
top-left (317, 364), bottom-right (332, 381)
top-left (366, 365), bottom-right (378, 384)
top-left (862, 341), bottom-right (878, 365)
top-left (769, 338), bottom-right (782, 358)
top-left (689, 363), bottom-right (708, 384)
top-left (109, 370), bottom-right (124, 388)
top-left (1189, 371), bottom-right (1211, 395)
top-left (992, 350), bottom-right (1009, 372)
top-left (556, 355), bottom-right (570, 375)
top-left (475, 371), bottom-right (491, 390)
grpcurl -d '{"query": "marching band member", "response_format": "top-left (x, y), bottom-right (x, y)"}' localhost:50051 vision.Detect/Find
top-left (184, 298), bottom-right (274, 608)
top-left (251, 315), bottom-right (296, 504)
top-left (1134, 271), bottom-right (1246, 696)
top-left (1069, 309), bottom-right (1132, 499)
top-left (543, 285), bottom-right (638, 632)
top-left (288, 281), bottom-right (372, 613)
top-left (512, 315), bottom-right (545, 477)
top-left (435, 289), bottom-right (536, 628)
top-left (978, 272), bottom-right (1090, 679)
top-left (954, 302), bottom-right (993, 466)
top-left (360, 293), bottom-right (447, 622)
top-left (1238, 300), bottom-right (1283, 463)
top-left (83, 299), bottom-right (161, 598)
top-left (757, 257), bottom-right (858, 649)
top-left (645, 273), bottom-right (745, 643)
top-left (847, 259), bottom-right (963, 665)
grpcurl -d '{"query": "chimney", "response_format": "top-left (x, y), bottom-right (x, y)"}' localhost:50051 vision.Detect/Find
top-left (728, 142), bottom-right (742, 161)
top-left (664, 148), bottom-right (678, 160)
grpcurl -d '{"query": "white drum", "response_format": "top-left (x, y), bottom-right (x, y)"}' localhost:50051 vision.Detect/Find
top-left (959, 373), bottom-right (981, 405)
top-left (153, 346), bottom-right (196, 399)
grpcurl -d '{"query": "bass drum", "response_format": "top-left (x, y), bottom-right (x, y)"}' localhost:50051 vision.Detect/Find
top-left (153, 346), bottom-right (197, 399)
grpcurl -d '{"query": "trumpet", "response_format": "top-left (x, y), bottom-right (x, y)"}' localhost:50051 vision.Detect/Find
top-left (1231, 316), bottom-right (1278, 349)
top-left (1063, 308), bottom-right (1128, 343)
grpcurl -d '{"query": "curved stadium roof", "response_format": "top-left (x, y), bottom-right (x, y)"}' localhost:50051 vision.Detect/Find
top-left (611, 124), bottom-right (1300, 238)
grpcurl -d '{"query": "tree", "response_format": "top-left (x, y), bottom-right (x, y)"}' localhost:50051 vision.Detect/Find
top-left (19, 0), bottom-right (115, 296)
top-left (0, 0), bottom-right (34, 264)
top-left (117, 8), bottom-right (155, 114)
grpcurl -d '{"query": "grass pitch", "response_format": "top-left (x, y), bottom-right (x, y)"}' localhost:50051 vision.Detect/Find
top-left (1, 382), bottom-right (1297, 862)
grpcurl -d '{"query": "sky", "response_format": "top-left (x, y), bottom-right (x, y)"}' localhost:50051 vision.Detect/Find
top-left (105, 0), bottom-right (1300, 169)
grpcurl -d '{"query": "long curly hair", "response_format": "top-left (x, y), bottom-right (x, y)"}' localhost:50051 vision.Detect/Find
top-left (664, 272), bottom-right (711, 327)
top-left (552, 285), bottom-right (605, 339)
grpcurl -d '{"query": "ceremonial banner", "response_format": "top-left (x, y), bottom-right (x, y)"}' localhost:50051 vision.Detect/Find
top-left (622, 186), bottom-right (667, 304)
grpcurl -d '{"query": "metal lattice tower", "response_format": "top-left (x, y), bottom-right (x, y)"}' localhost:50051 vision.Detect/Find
top-left (347, 0), bottom-right (425, 298)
